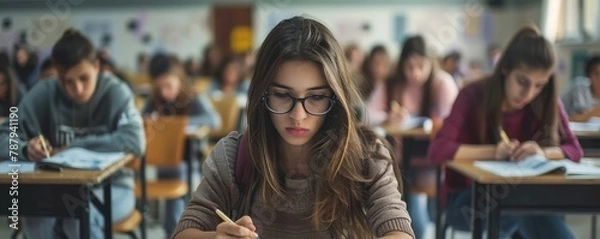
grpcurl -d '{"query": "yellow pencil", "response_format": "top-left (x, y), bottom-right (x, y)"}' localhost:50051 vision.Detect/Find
top-left (390, 101), bottom-right (401, 112)
top-left (214, 208), bottom-right (235, 223)
top-left (39, 135), bottom-right (51, 159)
top-left (498, 127), bottom-right (510, 143)
top-left (214, 207), bottom-right (259, 238)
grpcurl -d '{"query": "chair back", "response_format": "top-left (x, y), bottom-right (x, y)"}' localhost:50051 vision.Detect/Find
top-left (143, 116), bottom-right (188, 168)
top-left (209, 94), bottom-right (241, 140)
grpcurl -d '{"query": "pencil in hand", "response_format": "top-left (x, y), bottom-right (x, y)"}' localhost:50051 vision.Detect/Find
top-left (212, 206), bottom-right (259, 239)
top-left (39, 135), bottom-right (51, 159)
top-left (498, 127), bottom-right (510, 143)
top-left (214, 207), bottom-right (235, 223)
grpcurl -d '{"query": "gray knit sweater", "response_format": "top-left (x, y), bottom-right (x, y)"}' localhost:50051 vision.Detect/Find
top-left (174, 132), bottom-right (414, 238)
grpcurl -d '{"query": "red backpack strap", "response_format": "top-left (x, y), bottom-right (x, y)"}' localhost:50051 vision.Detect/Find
top-left (235, 134), bottom-right (251, 186)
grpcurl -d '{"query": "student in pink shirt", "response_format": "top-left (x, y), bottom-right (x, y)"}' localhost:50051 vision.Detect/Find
top-left (386, 35), bottom-right (458, 239)
top-left (429, 27), bottom-right (582, 239)
top-left (387, 36), bottom-right (458, 124)
top-left (361, 45), bottom-right (393, 126)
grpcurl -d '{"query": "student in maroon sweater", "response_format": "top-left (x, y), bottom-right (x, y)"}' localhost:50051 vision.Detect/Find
top-left (428, 27), bottom-right (582, 239)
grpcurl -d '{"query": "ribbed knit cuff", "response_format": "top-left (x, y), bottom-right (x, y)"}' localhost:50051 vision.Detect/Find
top-left (376, 218), bottom-right (415, 238)
top-left (172, 219), bottom-right (207, 239)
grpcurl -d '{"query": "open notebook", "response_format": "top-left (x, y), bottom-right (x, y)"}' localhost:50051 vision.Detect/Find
top-left (474, 155), bottom-right (600, 178)
top-left (36, 148), bottom-right (125, 170)
top-left (568, 117), bottom-right (600, 131)
top-left (0, 148), bottom-right (125, 173)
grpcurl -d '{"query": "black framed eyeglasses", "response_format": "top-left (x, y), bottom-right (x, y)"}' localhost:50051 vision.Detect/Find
top-left (262, 92), bottom-right (336, 115)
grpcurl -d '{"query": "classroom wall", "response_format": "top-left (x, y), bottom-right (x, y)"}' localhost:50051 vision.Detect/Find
top-left (0, 6), bottom-right (211, 71)
top-left (0, 0), bottom-right (542, 73)
top-left (253, 1), bottom-right (541, 75)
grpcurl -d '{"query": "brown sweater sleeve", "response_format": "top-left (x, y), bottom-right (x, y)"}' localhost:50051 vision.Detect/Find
top-left (365, 144), bottom-right (415, 238)
top-left (172, 132), bottom-right (241, 237)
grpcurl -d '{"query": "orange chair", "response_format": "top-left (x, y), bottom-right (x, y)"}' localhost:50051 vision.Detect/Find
top-left (137, 116), bottom-right (189, 200)
top-left (135, 116), bottom-right (189, 237)
top-left (208, 93), bottom-right (242, 141)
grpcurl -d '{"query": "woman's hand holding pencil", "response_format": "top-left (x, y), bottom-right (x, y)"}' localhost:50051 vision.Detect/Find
top-left (494, 127), bottom-right (519, 161)
top-left (210, 204), bottom-right (259, 239)
top-left (214, 214), bottom-right (259, 239)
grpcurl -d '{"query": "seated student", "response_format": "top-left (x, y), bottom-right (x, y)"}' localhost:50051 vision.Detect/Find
top-left (143, 53), bottom-right (221, 128)
top-left (39, 57), bottom-right (58, 80)
top-left (141, 52), bottom-right (221, 238)
top-left (207, 56), bottom-right (250, 131)
top-left (387, 35), bottom-right (458, 126)
top-left (173, 16), bottom-right (414, 239)
top-left (345, 43), bottom-right (365, 76)
top-left (561, 55), bottom-right (600, 122)
top-left (360, 45), bottom-right (393, 126)
top-left (199, 44), bottom-right (222, 78)
top-left (208, 57), bottom-right (248, 97)
top-left (0, 67), bottom-right (23, 117)
top-left (0, 29), bottom-right (145, 239)
top-left (207, 56), bottom-right (249, 99)
top-left (428, 27), bottom-right (582, 239)
top-left (387, 35), bottom-right (458, 239)
top-left (12, 44), bottom-right (39, 91)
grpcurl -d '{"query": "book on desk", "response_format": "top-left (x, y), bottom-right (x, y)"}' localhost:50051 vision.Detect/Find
top-left (569, 117), bottom-right (600, 132)
top-left (474, 155), bottom-right (600, 178)
top-left (0, 147), bottom-right (125, 173)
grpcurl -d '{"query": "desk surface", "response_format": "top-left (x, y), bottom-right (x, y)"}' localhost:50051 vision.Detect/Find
top-left (573, 130), bottom-right (600, 138)
top-left (447, 161), bottom-right (600, 185)
top-left (0, 154), bottom-right (134, 185)
top-left (186, 126), bottom-right (211, 140)
top-left (383, 127), bottom-right (431, 137)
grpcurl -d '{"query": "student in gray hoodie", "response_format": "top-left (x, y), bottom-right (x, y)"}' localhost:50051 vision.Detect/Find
top-left (0, 29), bottom-right (145, 239)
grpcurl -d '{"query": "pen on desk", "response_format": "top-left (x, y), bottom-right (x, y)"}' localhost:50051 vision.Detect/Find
top-left (498, 127), bottom-right (510, 143)
top-left (39, 135), bottom-right (51, 159)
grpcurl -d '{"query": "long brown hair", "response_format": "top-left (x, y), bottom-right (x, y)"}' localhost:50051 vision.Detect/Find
top-left (245, 16), bottom-right (401, 238)
top-left (148, 53), bottom-right (195, 115)
top-left (387, 35), bottom-right (435, 117)
top-left (0, 67), bottom-right (18, 116)
top-left (359, 45), bottom-right (388, 99)
top-left (480, 26), bottom-right (560, 146)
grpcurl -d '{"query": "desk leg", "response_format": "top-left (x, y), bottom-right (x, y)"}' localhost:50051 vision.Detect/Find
top-left (185, 139), bottom-right (195, 199)
top-left (401, 136), bottom-right (413, 204)
top-left (487, 186), bottom-right (500, 239)
top-left (80, 186), bottom-right (90, 239)
top-left (471, 182), bottom-right (486, 239)
top-left (592, 215), bottom-right (597, 239)
top-left (104, 181), bottom-right (113, 239)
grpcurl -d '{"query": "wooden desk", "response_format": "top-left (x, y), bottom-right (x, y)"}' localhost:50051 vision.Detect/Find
top-left (185, 125), bottom-right (211, 140)
top-left (574, 130), bottom-right (600, 139)
top-left (383, 127), bottom-right (431, 204)
top-left (0, 155), bottom-right (134, 239)
top-left (447, 161), bottom-right (600, 239)
top-left (574, 130), bottom-right (600, 158)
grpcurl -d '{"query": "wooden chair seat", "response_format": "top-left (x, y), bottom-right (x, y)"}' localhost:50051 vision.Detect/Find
top-left (113, 209), bottom-right (142, 233)
top-left (135, 180), bottom-right (188, 200)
